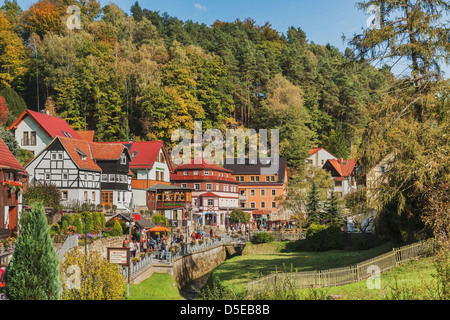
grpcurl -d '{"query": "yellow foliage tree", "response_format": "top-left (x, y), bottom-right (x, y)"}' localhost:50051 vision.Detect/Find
top-left (60, 248), bottom-right (125, 300)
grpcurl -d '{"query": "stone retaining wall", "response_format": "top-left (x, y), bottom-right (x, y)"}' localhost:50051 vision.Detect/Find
top-left (55, 235), bottom-right (127, 259)
top-left (172, 245), bottom-right (227, 289)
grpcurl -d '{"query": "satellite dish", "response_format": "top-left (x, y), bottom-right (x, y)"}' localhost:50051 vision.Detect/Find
top-left (46, 110), bottom-right (50, 116)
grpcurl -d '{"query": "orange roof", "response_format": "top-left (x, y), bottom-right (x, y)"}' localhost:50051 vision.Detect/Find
top-left (56, 137), bottom-right (128, 171)
top-left (327, 159), bottom-right (358, 177)
top-left (57, 137), bottom-right (101, 172)
top-left (90, 142), bottom-right (126, 161)
top-left (76, 130), bottom-right (95, 142)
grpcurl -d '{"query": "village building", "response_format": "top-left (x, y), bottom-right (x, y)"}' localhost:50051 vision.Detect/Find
top-left (8, 109), bottom-right (83, 156)
top-left (223, 158), bottom-right (289, 230)
top-left (322, 158), bottom-right (360, 198)
top-left (170, 158), bottom-right (239, 230)
top-left (0, 137), bottom-right (28, 239)
top-left (306, 148), bottom-right (338, 168)
top-left (25, 136), bottom-right (133, 212)
top-left (146, 183), bottom-right (193, 229)
top-left (109, 141), bottom-right (172, 212)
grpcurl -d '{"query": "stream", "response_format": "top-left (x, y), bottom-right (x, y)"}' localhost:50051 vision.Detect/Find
top-left (179, 271), bottom-right (213, 300)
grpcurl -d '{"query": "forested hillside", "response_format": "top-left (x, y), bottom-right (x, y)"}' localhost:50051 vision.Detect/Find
top-left (0, 0), bottom-right (394, 170)
top-left (1, 0), bottom-right (448, 244)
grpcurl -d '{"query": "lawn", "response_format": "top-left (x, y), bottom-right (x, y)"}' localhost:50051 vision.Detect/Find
top-left (210, 241), bottom-right (394, 292)
top-left (124, 273), bottom-right (184, 300)
top-left (294, 256), bottom-right (437, 300)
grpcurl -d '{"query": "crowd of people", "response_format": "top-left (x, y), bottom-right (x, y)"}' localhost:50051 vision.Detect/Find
top-left (122, 228), bottom-right (217, 261)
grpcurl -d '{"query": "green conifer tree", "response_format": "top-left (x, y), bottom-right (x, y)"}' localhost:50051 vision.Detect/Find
top-left (306, 182), bottom-right (321, 225)
top-left (5, 203), bottom-right (61, 300)
top-left (323, 191), bottom-right (345, 227)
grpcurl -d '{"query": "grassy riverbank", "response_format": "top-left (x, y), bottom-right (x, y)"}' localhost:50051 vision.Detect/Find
top-left (124, 273), bottom-right (184, 300)
top-left (210, 241), bottom-right (394, 293)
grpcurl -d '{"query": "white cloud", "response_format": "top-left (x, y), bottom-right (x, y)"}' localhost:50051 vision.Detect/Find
top-left (194, 3), bottom-right (207, 12)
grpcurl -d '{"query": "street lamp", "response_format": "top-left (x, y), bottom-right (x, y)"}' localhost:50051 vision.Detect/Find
top-left (125, 219), bottom-right (135, 298)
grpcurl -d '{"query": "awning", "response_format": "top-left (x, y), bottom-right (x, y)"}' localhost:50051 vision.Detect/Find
top-left (205, 212), bottom-right (218, 216)
top-left (148, 226), bottom-right (171, 232)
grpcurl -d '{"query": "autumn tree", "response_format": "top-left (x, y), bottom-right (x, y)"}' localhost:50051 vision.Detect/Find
top-left (350, 0), bottom-right (450, 243)
top-left (0, 96), bottom-right (8, 124)
top-left (19, 0), bottom-right (65, 39)
top-left (0, 12), bottom-right (28, 88)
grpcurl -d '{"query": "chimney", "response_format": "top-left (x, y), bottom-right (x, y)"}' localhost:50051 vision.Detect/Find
top-left (339, 158), bottom-right (343, 164)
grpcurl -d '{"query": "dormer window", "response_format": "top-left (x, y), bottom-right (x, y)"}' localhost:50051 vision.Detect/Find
top-left (76, 149), bottom-right (87, 161)
top-left (131, 151), bottom-right (138, 159)
top-left (120, 154), bottom-right (126, 165)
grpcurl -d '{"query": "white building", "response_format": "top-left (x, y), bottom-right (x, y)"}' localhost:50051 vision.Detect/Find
top-left (8, 109), bottom-right (83, 157)
top-left (26, 136), bottom-right (133, 211)
top-left (306, 148), bottom-right (338, 168)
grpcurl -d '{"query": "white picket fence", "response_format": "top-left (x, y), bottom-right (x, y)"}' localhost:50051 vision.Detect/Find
top-left (247, 240), bottom-right (435, 293)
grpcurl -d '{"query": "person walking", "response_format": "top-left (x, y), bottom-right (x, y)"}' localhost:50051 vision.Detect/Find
top-left (149, 237), bottom-right (155, 250)
top-left (160, 239), bottom-right (167, 260)
top-left (130, 240), bottom-right (137, 258)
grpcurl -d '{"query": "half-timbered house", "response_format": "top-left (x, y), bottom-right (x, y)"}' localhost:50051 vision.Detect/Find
top-left (0, 137), bottom-right (28, 239)
top-left (25, 137), bottom-right (133, 211)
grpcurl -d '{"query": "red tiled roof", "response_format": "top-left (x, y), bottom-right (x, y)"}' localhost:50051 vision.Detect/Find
top-left (309, 148), bottom-right (337, 159)
top-left (9, 110), bottom-right (82, 140)
top-left (57, 137), bottom-right (101, 172)
top-left (200, 192), bottom-right (220, 197)
top-left (76, 130), bottom-right (95, 142)
top-left (98, 141), bottom-right (172, 171)
top-left (90, 142), bottom-right (126, 161)
top-left (309, 148), bottom-right (323, 155)
top-left (327, 159), bottom-right (358, 177)
top-left (0, 137), bottom-right (27, 174)
top-left (57, 137), bottom-right (128, 171)
top-left (123, 141), bottom-right (163, 168)
top-left (174, 158), bottom-right (232, 173)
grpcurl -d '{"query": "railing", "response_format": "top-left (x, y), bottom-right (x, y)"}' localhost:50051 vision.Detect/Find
top-left (247, 240), bottom-right (435, 293)
top-left (120, 235), bottom-right (248, 278)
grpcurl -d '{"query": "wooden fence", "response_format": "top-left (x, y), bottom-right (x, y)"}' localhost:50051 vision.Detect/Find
top-left (247, 240), bottom-right (435, 293)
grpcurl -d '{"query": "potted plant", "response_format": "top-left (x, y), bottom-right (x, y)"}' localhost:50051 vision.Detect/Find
top-left (140, 253), bottom-right (146, 260)
top-left (132, 257), bottom-right (140, 264)
top-left (146, 248), bottom-right (153, 256)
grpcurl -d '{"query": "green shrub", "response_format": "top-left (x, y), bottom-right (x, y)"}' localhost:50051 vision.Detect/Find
top-left (306, 224), bottom-right (343, 251)
top-left (110, 220), bottom-right (123, 236)
top-left (251, 232), bottom-right (273, 244)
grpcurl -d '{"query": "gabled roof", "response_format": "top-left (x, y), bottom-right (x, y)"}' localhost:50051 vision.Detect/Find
top-left (0, 137), bottom-right (27, 175)
top-left (100, 141), bottom-right (172, 172)
top-left (309, 148), bottom-right (337, 158)
top-left (57, 137), bottom-right (101, 172)
top-left (174, 158), bottom-right (232, 173)
top-left (76, 130), bottom-right (95, 142)
top-left (40, 137), bottom-right (130, 172)
top-left (324, 159), bottom-right (358, 177)
top-left (200, 192), bottom-right (220, 198)
top-left (90, 142), bottom-right (129, 161)
top-left (8, 109), bottom-right (82, 140)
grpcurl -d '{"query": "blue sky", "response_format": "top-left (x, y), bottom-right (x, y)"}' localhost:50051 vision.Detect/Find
top-left (11, 0), bottom-right (450, 77)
